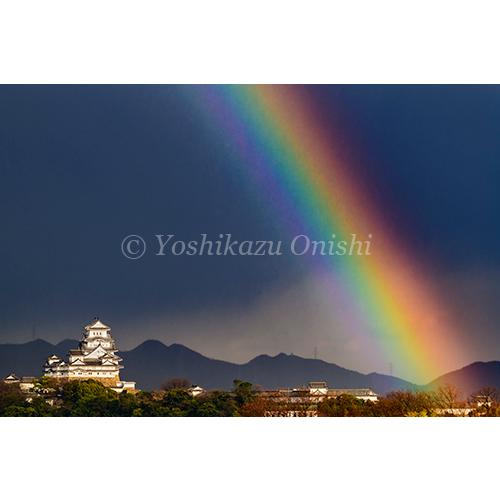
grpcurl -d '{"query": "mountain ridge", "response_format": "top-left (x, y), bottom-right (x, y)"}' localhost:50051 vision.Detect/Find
top-left (0, 338), bottom-right (416, 393)
top-left (426, 360), bottom-right (500, 397)
top-left (1, 338), bottom-right (496, 395)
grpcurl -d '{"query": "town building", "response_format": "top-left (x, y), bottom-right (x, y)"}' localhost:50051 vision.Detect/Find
top-left (187, 385), bottom-right (205, 397)
top-left (256, 381), bottom-right (380, 416)
top-left (327, 388), bottom-right (379, 402)
top-left (303, 382), bottom-right (379, 402)
top-left (3, 374), bottom-right (36, 392)
top-left (307, 381), bottom-right (329, 396)
top-left (3, 373), bottom-right (19, 384)
top-left (43, 318), bottom-right (136, 393)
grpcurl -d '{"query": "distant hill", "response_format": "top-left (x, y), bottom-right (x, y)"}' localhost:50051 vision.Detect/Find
top-left (121, 341), bottom-right (417, 392)
top-left (5, 339), bottom-right (498, 396)
top-left (427, 361), bottom-right (500, 397)
top-left (0, 339), bottom-right (78, 377)
top-left (0, 338), bottom-right (416, 393)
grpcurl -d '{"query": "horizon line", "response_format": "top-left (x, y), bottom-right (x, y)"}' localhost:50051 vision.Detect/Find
top-left (0, 336), bottom-right (493, 386)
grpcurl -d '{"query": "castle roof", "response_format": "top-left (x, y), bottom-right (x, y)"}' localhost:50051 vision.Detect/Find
top-left (84, 345), bottom-right (109, 359)
top-left (85, 318), bottom-right (110, 330)
top-left (308, 381), bottom-right (328, 388)
top-left (327, 388), bottom-right (377, 397)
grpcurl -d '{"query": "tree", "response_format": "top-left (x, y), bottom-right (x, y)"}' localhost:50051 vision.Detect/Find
top-left (193, 391), bottom-right (238, 417)
top-left (160, 378), bottom-right (191, 391)
top-left (232, 379), bottom-right (255, 408)
top-left (469, 387), bottom-right (499, 416)
top-left (433, 384), bottom-right (462, 415)
top-left (57, 379), bottom-right (119, 416)
top-left (0, 382), bottom-right (26, 415)
top-left (472, 386), bottom-right (497, 405)
top-left (375, 391), bottom-right (435, 416)
top-left (318, 394), bottom-right (376, 417)
top-left (239, 396), bottom-right (276, 417)
top-left (28, 396), bottom-right (54, 416)
top-left (160, 389), bottom-right (196, 416)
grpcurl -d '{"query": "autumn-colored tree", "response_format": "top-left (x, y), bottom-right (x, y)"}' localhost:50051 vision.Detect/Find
top-left (160, 378), bottom-right (191, 391)
top-left (375, 391), bottom-right (435, 416)
top-left (472, 386), bottom-right (497, 405)
top-left (239, 396), bottom-right (272, 416)
top-left (432, 384), bottom-right (462, 415)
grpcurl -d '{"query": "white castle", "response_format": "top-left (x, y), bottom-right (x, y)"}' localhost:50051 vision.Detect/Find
top-left (43, 318), bottom-right (136, 393)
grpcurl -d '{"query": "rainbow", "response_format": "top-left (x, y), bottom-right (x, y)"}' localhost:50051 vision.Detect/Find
top-left (190, 85), bottom-right (467, 383)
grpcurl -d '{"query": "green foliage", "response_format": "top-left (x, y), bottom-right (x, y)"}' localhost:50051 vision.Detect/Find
top-left (0, 382), bottom-right (26, 413)
top-left (56, 379), bottom-right (120, 416)
top-left (2, 396), bottom-right (53, 417)
top-left (318, 390), bottom-right (440, 417)
top-left (232, 379), bottom-right (256, 409)
top-left (374, 391), bottom-right (436, 416)
top-left (0, 378), bottom-right (480, 417)
top-left (318, 394), bottom-right (376, 417)
top-left (197, 391), bottom-right (238, 417)
top-left (0, 379), bottom-right (259, 417)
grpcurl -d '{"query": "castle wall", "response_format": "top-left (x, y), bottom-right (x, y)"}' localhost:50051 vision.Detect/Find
top-left (55, 375), bottom-right (121, 387)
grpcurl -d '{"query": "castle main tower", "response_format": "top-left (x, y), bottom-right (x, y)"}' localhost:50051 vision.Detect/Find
top-left (44, 318), bottom-right (136, 393)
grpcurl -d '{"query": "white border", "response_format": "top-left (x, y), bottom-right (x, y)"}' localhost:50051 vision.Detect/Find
top-left (1, 417), bottom-right (498, 499)
top-left (1, 0), bottom-right (500, 83)
top-left (1, 1), bottom-right (499, 498)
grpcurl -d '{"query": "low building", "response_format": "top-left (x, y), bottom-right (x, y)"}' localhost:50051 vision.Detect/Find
top-left (308, 381), bottom-right (328, 396)
top-left (187, 385), bottom-right (205, 397)
top-left (305, 382), bottom-right (379, 402)
top-left (327, 388), bottom-right (379, 402)
top-left (255, 381), bottom-right (379, 416)
top-left (3, 373), bottom-right (20, 384)
top-left (19, 377), bottom-right (37, 392)
top-left (43, 317), bottom-right (136, 393)
top-left (2, 374), bottom-right (36, 392)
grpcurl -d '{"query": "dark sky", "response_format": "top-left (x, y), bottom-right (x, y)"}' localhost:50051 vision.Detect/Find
top-left (1, 85), bottom-right (499, 380)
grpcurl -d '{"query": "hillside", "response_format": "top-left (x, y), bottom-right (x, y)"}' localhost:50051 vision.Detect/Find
top-left (0, 338), bottom-right (415, 393)
top-left (427, 361), bottom-right (500, 397)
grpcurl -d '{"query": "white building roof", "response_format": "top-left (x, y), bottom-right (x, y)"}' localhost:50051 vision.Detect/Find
top-left (84, 345), bottom-right (108, 359)
top-left (85, 318), bottom-right (111, 330)
top-left (308, 381), bottom-right (328, 388)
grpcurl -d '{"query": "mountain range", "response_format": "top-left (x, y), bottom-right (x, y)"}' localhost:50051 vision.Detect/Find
top-left (427, 361), bottom-right (500, 397)
top-left (0, 338), bottom-right (498, 396)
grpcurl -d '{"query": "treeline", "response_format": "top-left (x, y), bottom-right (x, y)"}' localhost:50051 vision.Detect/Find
top-left (0, 378), bottom-right (498, 416)
top-left (241, 385), bottom-right (500, 417)
top-left (316, 386), bottom-right (500, 417)
top-left (0, 378), bottom-right (255, 417)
